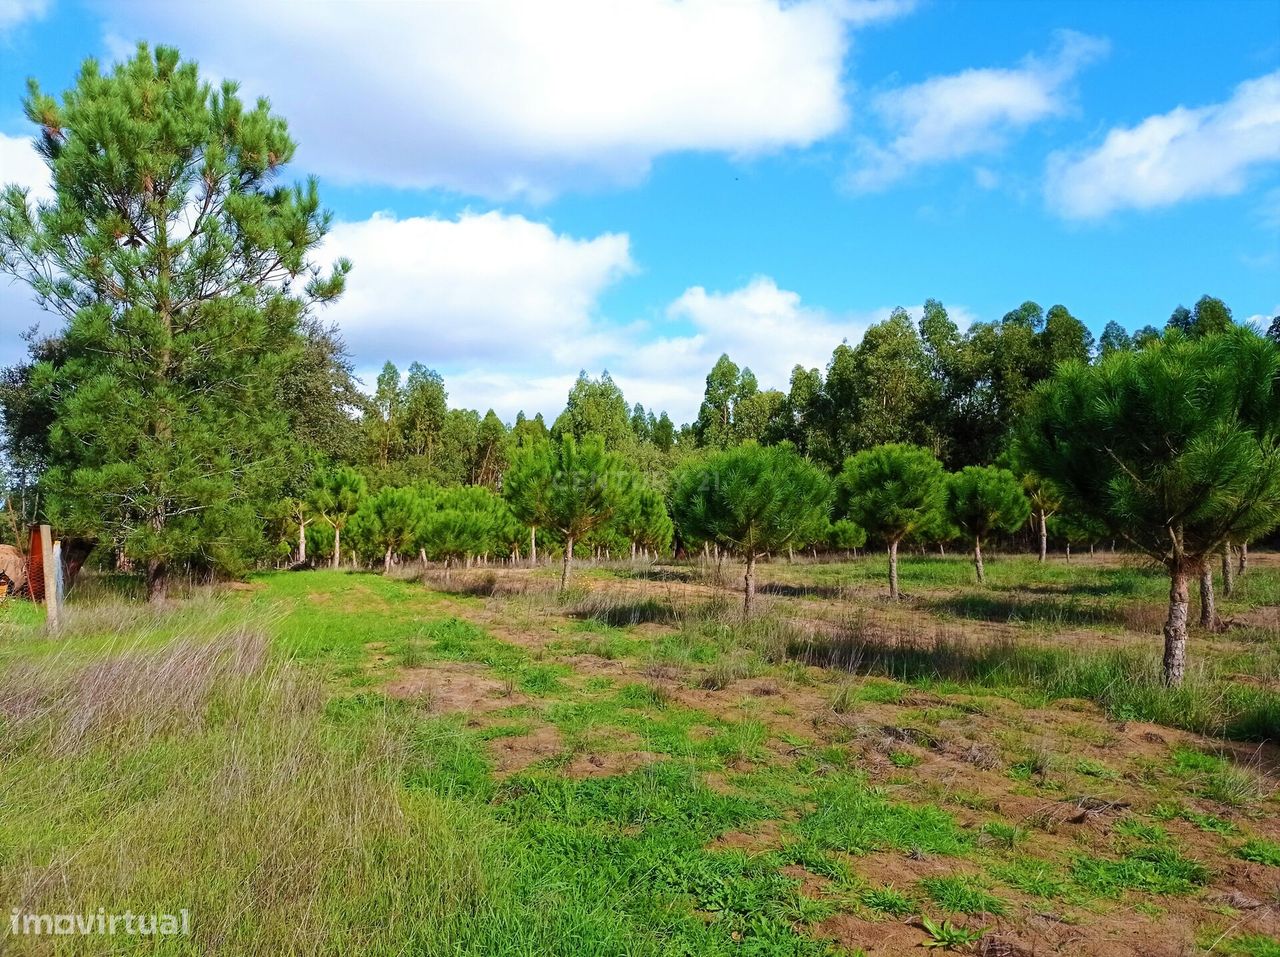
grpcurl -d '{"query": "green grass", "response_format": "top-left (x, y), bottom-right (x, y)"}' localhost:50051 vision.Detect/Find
top-left (4, 558), bottom-right (1278, 955)
top-left (1071, 847), bottom-right (1210, 895)
top-left (919, 875), bottom-right (1007, 915)
top-left (1236, 838), bottom-right (1280, 867)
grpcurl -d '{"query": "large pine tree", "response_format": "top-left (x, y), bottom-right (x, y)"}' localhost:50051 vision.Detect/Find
top-left (0, 45), bottom-right (348, 599)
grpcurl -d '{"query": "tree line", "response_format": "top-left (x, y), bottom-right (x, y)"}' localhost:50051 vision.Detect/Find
top-left (2, 46), bottom-right (1278, 689)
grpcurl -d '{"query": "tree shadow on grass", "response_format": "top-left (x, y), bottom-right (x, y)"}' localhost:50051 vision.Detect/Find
top-left (757, 582), bottom-right (848, 600)
top-left (785, 624), bottom-right (1280, 746)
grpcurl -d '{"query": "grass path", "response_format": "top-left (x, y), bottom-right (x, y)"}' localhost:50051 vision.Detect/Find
top-left (0, 563), bottom-right (1277, 955)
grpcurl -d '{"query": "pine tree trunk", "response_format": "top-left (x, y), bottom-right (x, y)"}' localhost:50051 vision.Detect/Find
top-left (419, 547), bottom-right (427, 569)
top-left (298, 520), bottom-right (306, 564)
top-left (973, 537), bottom-right (985, 584)
top-left (146, 557), bottom-right (167, 603)
top-left (1037, 509), bottom-right (1047, 563)
top-left (1239, 541), bottom-right (1248, 576)
top-left (1222, 542), bottom-right (1235, 598)
top-left (560, 536), bottom-right (574, 593)
top-left (1163, 566), bottom-right (1190, 687)
top-left (332, 526), bottom-right (341, 570)
top-left (1199, 563), bottom-right (1219, 631)
top-left (383, 546), bottom-right (392, 574)
top-left (631, 541), bottom-right (637, 561)
top-left (530, 526), bottom-right (537, 567)
top-left (888, 540), bottom-right (900, 601)
top-left (1065, 543), bottom-right (1071, 563)
top-left (444, 557), bottom-right (451, 584)
top-left (743, 553), bottom-right (756, 617)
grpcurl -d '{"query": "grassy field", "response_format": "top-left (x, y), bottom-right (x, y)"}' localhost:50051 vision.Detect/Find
top-left (1, 553), bottom-right (1278, 956)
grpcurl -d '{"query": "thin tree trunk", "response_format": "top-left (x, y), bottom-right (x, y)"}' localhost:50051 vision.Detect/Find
top-left (332, 526), bottom-right (341, 570)
top-left (1163, 566), bottom-right (1190, 686)
top-left (383, 546), bottom-right (392, 574)
top-left (1199, 563), bottom-right (1219, 631)
top-left (529, 526), bottom-right (537, 566)
top-left (888, 540), bottom-right (900, 601)
top-left (419, 547), bottom-right (427, 569)
top-left (1222, 542), bottom-right (1235, 598)
top-left (1037, 509), bottom-right (1047, 563)
top-left (1065, 542), bottom-right (1071, 563)
top-left (743, 553), bottom-right (756, 617)
top-left (298, 520), bottom-right (306, 564)
top-left (1239, 541), bottom-right (1248, 576)
top-left (444, 557), bottom-right (451, 584)
top-left (560, 535), bottom-right (574, 592)
top-left (973, 537), bottom-right (985, 584)
top-left (146, 557), bottom-right (167, 603)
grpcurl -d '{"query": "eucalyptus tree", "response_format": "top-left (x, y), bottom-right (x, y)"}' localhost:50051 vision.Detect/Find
top-left (0, 44), bottom-right (349, 600)
top-left (307, 465), bottom-right (367, 568)
top-left (672, 444), bottom-right (831, 616)
top-left (1019, 327), bottom-right (1280, 685)
top-left (839, 443), bottom-right (947, 600)
top-left (945, 466), bottom-right (1031, 583)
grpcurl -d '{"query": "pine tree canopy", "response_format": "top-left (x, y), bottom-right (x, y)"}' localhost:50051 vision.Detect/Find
top-left (0, 44), bottom-right (349, 598)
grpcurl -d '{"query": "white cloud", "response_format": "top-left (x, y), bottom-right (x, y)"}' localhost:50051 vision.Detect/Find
top-left (320, 210), bottom-right (634, 369)
top-left (94, 0), bottom-right (912, 200)
top-left (327, 230), bottom-right (970, 424)
top-left (0, 132), bottom-right (52, 200)
top-left (1046, 71), bottom-right (1280, 219)
top-left (0, 0), bottom-right (47, 32)
top-left (849, 30), bottom-right (1108, 192)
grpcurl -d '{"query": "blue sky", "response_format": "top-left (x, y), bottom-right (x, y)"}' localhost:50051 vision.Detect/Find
top-left (1, 0), bottom-right (1277, 422)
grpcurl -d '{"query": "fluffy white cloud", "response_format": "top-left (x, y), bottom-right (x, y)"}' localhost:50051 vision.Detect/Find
top-left (320, 210), bottom-right (634, 369)
top-left (849, 30), bottom-right (1108, 192)
top-left (0, 132), bottom-right (52, 200)
top-left (422, 276), bottom-right (864, 423)
top-left (0, 0), bottom-right (47, 32)
top-left (1046, 71), bottom-right (1280, 219)
top-left (94, 0), bottom-right (912, 200)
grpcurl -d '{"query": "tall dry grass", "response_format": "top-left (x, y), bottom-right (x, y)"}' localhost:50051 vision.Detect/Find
top-left (0, 604), bottom-right (498, 956)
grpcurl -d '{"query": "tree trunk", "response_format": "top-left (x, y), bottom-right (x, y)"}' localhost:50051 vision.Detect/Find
top-left (298, 520), bottom-right (307, 564)
top-left (973, 537), bottom-right (985, 584)
top-left (332, 526), bottom-right (341, 570)
top-left (560, 536), bottom-right (574, 592)
top-left (743, 553), bottom-right (757, 617)
top-left (1199, 563), bottom-right (1220, 631)
top-left (1222, 542), bottom-right (1235, 598)
top-left (444, 557), bottom-right (451, 584)
top-left (1065, 543), bottom-right (1071, 563)
top-left (1163, 566), bottom-right (1190, 686)
top-left (888, 540), bottom-right (900, 601)
top-left (383, 546), bottom-right (392, 574)
top-left (530, 526), bottom-right (537, 566)
top-left (419, 547), bottom-right (428, 569)
top-left (1037, 509), bottom-right (1047, 563)
top-left (146, 558), bottom-right (167, 603)
top-left (1239, 541), bottom-right (1248, 576)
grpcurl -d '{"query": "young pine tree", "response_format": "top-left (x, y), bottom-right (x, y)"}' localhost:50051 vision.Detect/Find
top-left (944, 466), bottom-right (1031, 583)
top-left (306, 465), bottom-right (367, 569)
top-left (839, 443), bottom-right (947, 600)
top-left (506, 434), bottom-right (634, 592)
top-left (1019, 327), bottom-right (1280, 685)
top-left (672, 444), bottom-right (831, 616)
top-left (0, 45), bottom-right (349, 599)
